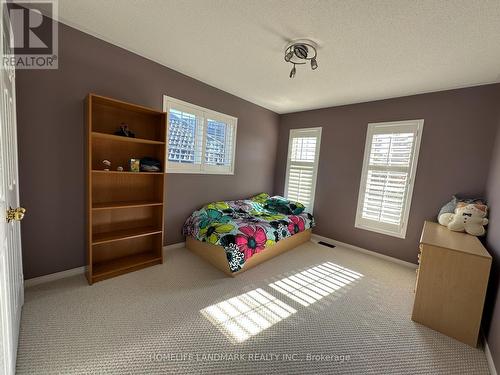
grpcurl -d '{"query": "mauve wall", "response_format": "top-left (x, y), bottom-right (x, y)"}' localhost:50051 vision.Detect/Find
top-left (16, 22), bottom-right (279, 279)
top-left (275, 84), bottom-right (500, 264)
top-left (485, 122), bottom-right (500, 373)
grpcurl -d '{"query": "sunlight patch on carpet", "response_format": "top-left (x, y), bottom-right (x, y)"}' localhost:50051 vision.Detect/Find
top-left (269, 262), bottom-right (363, 306)
top-left (201, 288), bottom-right (297, 343)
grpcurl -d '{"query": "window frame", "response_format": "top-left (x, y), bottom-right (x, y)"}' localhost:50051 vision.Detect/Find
top-left (355, 119), bottom-right (424, 239)
top-left (163, 95), bottom-right (238, 175)
top-left (284, 127), bottom-right (322, 214)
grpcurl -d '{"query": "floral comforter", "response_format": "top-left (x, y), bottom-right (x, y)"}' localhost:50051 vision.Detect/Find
top-left (182, 194), bottom-right (315, 273)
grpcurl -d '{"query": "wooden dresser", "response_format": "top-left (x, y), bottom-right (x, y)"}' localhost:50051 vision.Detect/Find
top-left (412, 221), bottom-right (491, 347)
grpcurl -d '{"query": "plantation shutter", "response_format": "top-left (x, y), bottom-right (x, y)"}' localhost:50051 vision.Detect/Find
top-left (167, 103), bottom-right (205, 173)
top-left (356, 120), bottom-right (424, 238)
top-left (165, 97), bottom-right (237, 174)
top-left (203, 116), bottom-right (237, 174)
top-left (284, 128), bottom-right (322, 212)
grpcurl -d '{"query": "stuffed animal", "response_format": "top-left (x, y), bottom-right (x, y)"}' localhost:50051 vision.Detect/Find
top-left (439, 202), bottom-right (488, 236)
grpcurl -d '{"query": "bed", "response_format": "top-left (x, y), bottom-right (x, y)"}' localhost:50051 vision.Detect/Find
top-left (183, 193), bottom-right (315, 276)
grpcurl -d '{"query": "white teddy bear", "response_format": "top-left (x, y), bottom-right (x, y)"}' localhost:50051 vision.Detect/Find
top-left (438, 202), bottom-right (489, 236)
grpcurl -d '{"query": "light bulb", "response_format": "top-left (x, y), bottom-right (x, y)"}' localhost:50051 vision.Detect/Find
top-left (284, 50), bottom-right (294, 62)
top-left (311, 58), bottom-right (318, 70)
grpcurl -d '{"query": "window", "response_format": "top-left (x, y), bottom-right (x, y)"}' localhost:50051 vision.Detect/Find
top-left (163, 96), bottom-right (237, 174)
top-left (284, 127), bottom-right (322, 213)
top-left (355, 120), bottom-right (424, 238)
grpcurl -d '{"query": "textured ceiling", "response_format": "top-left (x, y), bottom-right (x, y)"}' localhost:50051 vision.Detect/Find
top-left (55, 0), bottom-right (500, 113)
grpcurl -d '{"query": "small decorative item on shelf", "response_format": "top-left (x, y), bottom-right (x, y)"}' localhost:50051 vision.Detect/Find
top-left (117, 166), bottom-right (124, 172)
top-left (102, 159), bottom-right (111, 171)
top-left (129, 158), bottom-right (140, 172)
top-left (140, 157), bottom-right (161, 172)
top-left (114, 122), bottom-right (135, 138)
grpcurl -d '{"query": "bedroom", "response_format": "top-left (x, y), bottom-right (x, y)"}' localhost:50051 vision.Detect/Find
top-left (1, 0), bottom-right (500, 374)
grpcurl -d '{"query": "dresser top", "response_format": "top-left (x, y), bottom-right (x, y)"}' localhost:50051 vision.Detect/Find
top-left (420, 221), bottom-right (491, 259)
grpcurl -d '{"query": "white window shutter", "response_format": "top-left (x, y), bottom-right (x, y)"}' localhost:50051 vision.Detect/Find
top-left (167, 105), bottom-right (204, 173)
top-left (203, 116), bottom-right (237, 174)
top-left (284, 127), bottom-right (322, 212)
top-left (164, 96), bottom-right (237, 174)
top-left (356, 120), bottom-right (424, 238)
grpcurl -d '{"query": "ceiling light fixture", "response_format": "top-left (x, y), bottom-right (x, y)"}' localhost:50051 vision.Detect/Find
top-left (284, 39), bottom-right (318, 78)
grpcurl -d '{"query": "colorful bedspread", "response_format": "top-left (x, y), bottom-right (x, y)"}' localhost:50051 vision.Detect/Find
top-left (182, 193), bottom-right (315, 273)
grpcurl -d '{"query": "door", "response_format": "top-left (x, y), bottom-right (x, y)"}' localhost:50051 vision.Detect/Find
top-left (0, 6), bottom-right (25, 375)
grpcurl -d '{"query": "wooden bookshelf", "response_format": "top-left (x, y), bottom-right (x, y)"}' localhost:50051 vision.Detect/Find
top-left (86, 94), bottom-right (166, 284)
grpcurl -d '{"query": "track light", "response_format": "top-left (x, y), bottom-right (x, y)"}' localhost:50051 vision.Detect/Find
top-left (284, 39), bottom-right (318, 78)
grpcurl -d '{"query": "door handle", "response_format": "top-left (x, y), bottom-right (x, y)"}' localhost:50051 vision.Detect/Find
top-left (6, 207), bottom-right (26, 223)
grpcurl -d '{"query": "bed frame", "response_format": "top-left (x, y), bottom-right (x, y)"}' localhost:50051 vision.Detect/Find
top-left (185, 229), bottom-right (312, 276)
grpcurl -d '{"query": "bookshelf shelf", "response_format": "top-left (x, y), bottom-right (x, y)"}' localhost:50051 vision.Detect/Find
top-left (92, 170), bottom-right (163, 175)
top-left (92, 252), bottom-right (162, 281)
top-left (92, 200), bottom-right (163, 211)
top-left (92, 131), bottom-right (165, 145)
top-left (92, 226), bottom-right (163, 245)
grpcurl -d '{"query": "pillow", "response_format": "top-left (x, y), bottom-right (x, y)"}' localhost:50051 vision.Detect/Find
top-left (438, 196), bottom-right (460, 219)
top-left (249, 193), bottom-right (270, 204)
top-left (264, 196), bottom-right (305, 215)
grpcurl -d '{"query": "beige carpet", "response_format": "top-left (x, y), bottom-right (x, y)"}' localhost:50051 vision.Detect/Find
top-left (16, 241), bottom-right (490, 374)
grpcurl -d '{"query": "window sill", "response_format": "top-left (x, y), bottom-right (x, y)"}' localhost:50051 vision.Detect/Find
top-left (165, 170), bottom-right (234, 175)
top-left (354, 221), bottom-right (407, 239)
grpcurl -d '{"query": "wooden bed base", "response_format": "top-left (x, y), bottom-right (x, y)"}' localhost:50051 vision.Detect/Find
top-left (185, 229), bottom-right (312, 276)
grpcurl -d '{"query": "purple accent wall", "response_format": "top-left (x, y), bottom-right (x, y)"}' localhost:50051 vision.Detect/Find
top-left (275, 84), bottom-right (500, 263)
top-left (485, 122), bottom-right (500, 372)
top-left (15, 22), bottom-right (279, 279)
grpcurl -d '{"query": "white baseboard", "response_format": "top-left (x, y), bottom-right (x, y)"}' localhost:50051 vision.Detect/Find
top-left (24, 266), bottom-right (86, 288)
top-left (485, 336), bottom-right (498, 375)
top-left (311, 233), bottom-right (418, 269)
top-left (24, 242), bottom-right (186, 288)
top-left (24, 237), bottom-right (417, 286)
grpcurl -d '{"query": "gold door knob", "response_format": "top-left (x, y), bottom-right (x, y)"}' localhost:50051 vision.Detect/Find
top-left (6, 207), bottom-right (26, 223)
